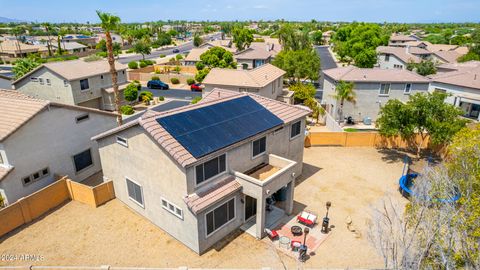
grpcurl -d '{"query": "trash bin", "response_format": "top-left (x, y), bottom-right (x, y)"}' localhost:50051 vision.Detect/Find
top-left (363, 117), bottom-right (372, 125)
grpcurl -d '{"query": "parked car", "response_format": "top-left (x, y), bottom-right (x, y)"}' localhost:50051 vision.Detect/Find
top-left (147, 80), bottom-right (169, 90)
top-left (190, 83), bottom-right (204, 92)
top-left (172, 49), bottom-right (180, 53)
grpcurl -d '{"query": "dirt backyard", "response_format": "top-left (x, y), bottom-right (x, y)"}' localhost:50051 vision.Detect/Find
top-left (0, 147), bottom-right (408, 269)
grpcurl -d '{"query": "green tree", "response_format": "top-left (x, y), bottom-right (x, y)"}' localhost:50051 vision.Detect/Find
top-left (332, 81), bottom-right (356, 123)
top-left (407, 59), bottom-right (437, 76)
top-left (198, 47), bottom-right (237, 69)
top-left (277, 24), bottom-right (311, 51)
top-left (376, 92), bottom-right (467, 157)
top-left (311, 30), bottom-right (323, 45)
top-left (232, 27), bottom-right (253, 51)
top-left (123, 82), bottom-right (139, 103)
top-left (193, 35), bottom-right (203, 47)
top-left (97, 10), bottom-right (123, 126)
top-left (289, 83), bottom-right (316, 103)
top-left (195, 68), bottom-right (210, 83)
top-left (132, 40), bottom-right (151, 60)
top-left (304, 97), bottom-right (325, 123)
top-left (12, 58), bottom-right (40, 79)
top-left (272, 49), bottom-right (320, 83)
top-left (96, 39), bottom-right (121, 55)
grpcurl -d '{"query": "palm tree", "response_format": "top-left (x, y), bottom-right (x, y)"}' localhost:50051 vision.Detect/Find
top-left (97, 10), bottom-right (123, 126)
top-left (332, 80), bottom-right (356, 124)
top-left (12, 26), bottom-right (25, 57)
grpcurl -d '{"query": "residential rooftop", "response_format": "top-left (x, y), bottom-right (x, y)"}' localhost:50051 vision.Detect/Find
top-left (92, 88), bottom-right (310, 167)
top-left (323, 66), bottom-right (430, 83)
top-left (202, 63), bottom-right (286, 88)
top-left (376, 46), bottom-right (421, 63)
top-left (429, 66), bottom-right (480, 90)
top-left (13, 59), bottom-right (127, 84)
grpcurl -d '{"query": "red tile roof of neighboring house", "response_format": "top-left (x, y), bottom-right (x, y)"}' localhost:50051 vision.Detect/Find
top-left (92, 88), bottom-right (310, 168)
top-left (183, 175), bottom-right (241, 214)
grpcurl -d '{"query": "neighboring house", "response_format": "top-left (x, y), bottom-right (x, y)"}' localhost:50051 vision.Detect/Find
top-left (428, 64), bottom-right (480, 121)
top-left (92, 88), bottom-right (310, 254)
top-left (322, 66), bottom-right (430, 121)
top-left (61, 34), bottom-right (97, 47)
top-left (51, 41), bottom-right (88, 53)
top-left (376, 46), bottom-right (422, 70)
top-left (202, 64), bottom-right (292, 103)
top-left (184, 41), bottom-right (236, 66)
top-left (0, 40), bottom-right (48, 59)
top-left (95, 33), bottom-right (125, 46)
top-left (13, 59), bottom-right (128, 111)
top-left (0, 90), bottom-right (117, 205)
top-left (234, 42), bottom-right (281, 70)
top-left (388, 33), bottom-right (420, 46)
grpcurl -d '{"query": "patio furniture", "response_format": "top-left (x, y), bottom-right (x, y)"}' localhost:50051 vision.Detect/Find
top-left (291, 225), bottom-right (303, 236)
top-left (279, 236), bottom-right (291, 249)
top-left (265, 228), bottom-right (279, 240)
top-left (297, 211), bottom-right (317, 227)
top-left (291, 240), bottom-right (302, 251)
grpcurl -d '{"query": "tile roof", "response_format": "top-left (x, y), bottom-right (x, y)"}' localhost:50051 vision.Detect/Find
top-left (437, 61), bottom-right (480, 72)
top-left (52, 41), bottom-right (88, 50)
top-left (0, 165), bottom-right (14, 182)
top-left (183, 175), bottom-right (241, 214)
top-left (184, 47), bottom-right (210, 62)
top-left (427, 44), bottom-right (459, 52)
top-left (433, 50), bottom-right (462, 63)
top-left (0, 40), bottom-right (48, 54)
top-left (389, 34), bottom-right (418, 42)
top-left (0, 89), bottom-right (115, 142)
top-left (13, 59), bottom-right (127, 84)
top-left (429, 67), bottom-right (480, 90)
top-left (0, 90), bottom-right (50, 142)
top-left (324, 66), bottom-right (430, 83)
top-left (92, 88), bottom-right (310, 168)
top-left (203, 63), bottom-right (286, 88)
top-left (376, 46), bottom-right (421, 64)
top-left (234, 42), bottom-right (281, 60)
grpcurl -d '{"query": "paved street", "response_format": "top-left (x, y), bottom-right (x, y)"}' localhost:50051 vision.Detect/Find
top-left (141, 87), bottom-right (202, 100)
top-left (118, 33), bottom-right (222, 64)
top-left (315, 45), bottom-right (337, 70)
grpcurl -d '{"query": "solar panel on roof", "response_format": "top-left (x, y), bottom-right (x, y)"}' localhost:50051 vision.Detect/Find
top-left (157, 96), bottom-right (283, 158)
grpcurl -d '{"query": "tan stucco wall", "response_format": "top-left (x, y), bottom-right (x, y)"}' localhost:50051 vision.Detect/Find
top-left (0, 106), bottom-right (116, 204)
top-left (97, 126), bottom-right (200, 253)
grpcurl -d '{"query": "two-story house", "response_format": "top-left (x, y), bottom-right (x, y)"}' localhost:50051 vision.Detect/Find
top-left (322, 66), bottom-right (430, 121)
top-left (202, 64), bottom-right (293, 104)
top-left (0, 90), bottom-right (117, 205)
top-left (12, 59), bottom-right (128, 111)
top-left (428, 62), bottom-right (480, 121)
top-left (234, 42), bottom-right (281, 70)
top-left (92, 88), bottom-right (310, 254)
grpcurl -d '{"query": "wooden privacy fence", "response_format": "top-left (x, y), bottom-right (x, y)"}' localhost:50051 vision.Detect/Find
top-left (305, 131), bottom-right (433, 150)
top-left (0, 177), bottom-right (115, 238)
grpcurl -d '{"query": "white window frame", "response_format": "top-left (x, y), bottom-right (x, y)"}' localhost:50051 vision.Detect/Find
top-left (161, 197), bottom-right (183, 219)
top-left (205, 197), bottom-right (236, 238)
top-left (21, 167), bottom-right (50, 186)
top-left (379, 83), bottom-right (391, 96)
top-left (290, 120), bottom-right (302, 140)
top-left (116, 136), bottom-right (128, 147)
top-left (194, 153), bottom-right (227, 188)
top-left (251, 136), bottom-right (267, 159)
top-left (125, 177), bottom-right (144, 208)
top-left (72, 148), bottom-right (94, 174)
top-left (404, 83), bottom-right (412, 94)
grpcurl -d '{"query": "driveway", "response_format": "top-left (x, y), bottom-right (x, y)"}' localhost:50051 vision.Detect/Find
top-left (315, 45), bottom-right (337, 70)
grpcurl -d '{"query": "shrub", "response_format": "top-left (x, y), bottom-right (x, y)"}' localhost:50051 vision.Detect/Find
top-left (169, 57), bottom-right (176, 62)
top-left (139, 91), bottom-right (153, 103)
top-left (191, 96), bottom-right (202, 104)
top-left (96, 51), bottom-right (107, 57)
top-left (175, 54), bottom-right (183, 60)
top-left (158, 96), bottom-right (165, 101)
top-left (151, 76), bottom-right (160, 81)
top-left (139, 61), bottom-right (147, 68)
top-left (120, 105), bottom-right (135, 115)
top-left (170, 78), bottom-right (180, 84)
top-left (84, 55), bottom-right (103, 62)
top-left (128, 61), bottom-right (138, 69)
top-left (186, 78), bottom-right (195, 85)
top-left (126, 48), bottom-right (134, 53)
top-left (195, 61), bottom-right (205, 70)
top-left (124, 83), bottom-right (139, 103)
top-left (174, 66), bottom-right (181, 74)
top-left (160, 54), bottom-right (166, 58)
top-left (151, 44), bottom-right (160, 49)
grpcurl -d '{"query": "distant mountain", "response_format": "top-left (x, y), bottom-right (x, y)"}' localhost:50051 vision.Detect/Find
top-left (0, 16), bottom-right (23, 23)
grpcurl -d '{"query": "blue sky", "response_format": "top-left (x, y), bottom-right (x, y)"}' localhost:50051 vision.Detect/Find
top-left (1, 0), bottom-right (479, 23)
